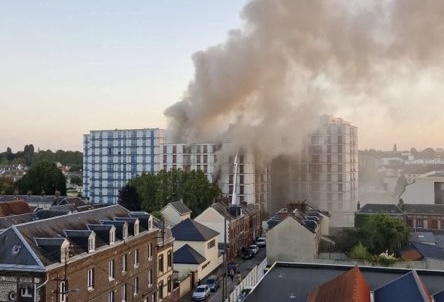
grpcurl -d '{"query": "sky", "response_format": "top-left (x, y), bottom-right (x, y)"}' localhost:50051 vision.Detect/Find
top-left (1, 0), bottom-right (443, 153)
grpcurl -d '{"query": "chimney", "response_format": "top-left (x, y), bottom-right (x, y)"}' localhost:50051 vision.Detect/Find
top-left (228, 205), bottom-right (242, 218)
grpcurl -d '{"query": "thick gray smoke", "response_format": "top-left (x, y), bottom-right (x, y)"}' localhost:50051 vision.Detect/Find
top-left (164, 0), bottom-right (444, 161)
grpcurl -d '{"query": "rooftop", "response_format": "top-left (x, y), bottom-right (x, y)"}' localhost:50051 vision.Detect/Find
top-left (244, 262), bottom-right (444, 302)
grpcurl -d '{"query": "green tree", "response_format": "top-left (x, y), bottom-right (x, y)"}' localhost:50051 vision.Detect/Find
top-left (0, 177), bottom-right (15, 195)
top-left (118, 183), bottom-right (141, 211)
top-left (16, 161), bottom-right (67, 195)
top-left (70, 175), bottom-right (82, 186)
top-left (23, 144), bottom-right (35, 166)
top-left (121, 169), bottom-right (221, 216)
top-left (358, 213), bottom-right (409, 254)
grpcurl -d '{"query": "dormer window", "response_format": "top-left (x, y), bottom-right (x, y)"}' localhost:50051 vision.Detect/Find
top-left (134, 221), bottom-right (139, 235)
top-left (88, 233), bottom-right (96, 252)
top-left (110, 228), bottom-right (116, 245)
top-left (60, 246), bottom-right (68, 263)
top-left (123, 224), bottom-right (128, 240)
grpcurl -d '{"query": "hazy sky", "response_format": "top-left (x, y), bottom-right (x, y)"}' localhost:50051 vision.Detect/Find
top-left (1, 0), bottom-right (443, 153)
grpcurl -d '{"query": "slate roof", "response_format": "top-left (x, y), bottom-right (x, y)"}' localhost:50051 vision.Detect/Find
top-left (243, 262), bottom-right (444, 302)
top-left (266, 208), bottom-right (320, 233)
top-left (173, 244), bottom-right (206, 264)
top-left (400, 242), bottom-right (444, 261)
top-left (434, 290), bottom-right (444, 302)
top-left (403, 204), bottom-right (444, 215)
top-left (5, 205), bottom-right (130, 266)
top-left (307, 266), bottom-right (370, 302)
top-left (357, 204), bottom-right (404, 215)
top-left (172, 218), bottom-right (219, 241)
top-left (373, 271), bottom-right (433, 302)
top-left (0, 213), bottom-right (34, 229)
top-left (410, 232), bottom-right (437, 245)
top-left (168, 200), bottom-right (192, 215)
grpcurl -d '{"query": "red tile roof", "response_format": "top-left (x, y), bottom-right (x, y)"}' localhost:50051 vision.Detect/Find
top-left (307, 266), bottom-right (370, 302)
top-left (0, 200), bottom-right (32, 217)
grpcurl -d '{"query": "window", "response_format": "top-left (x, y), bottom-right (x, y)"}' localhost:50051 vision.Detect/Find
top-left (167, 251), bottom-right (172, 269)
top-left (134, 277), bottom-right (139, 296)
top-left (167, 276), bottom-right (172, 293)
top-left (207, 239), bottom-right (216, 249)
top-left (87, 268), bottom-right (94, 290)
top-left (134, 249), bottom-right (139, 267)
top-left (108, 291), bottom-right (115, 302)
top-left (109, 259), bottom-right (115, 280)
top-left (148, 243), bottom-right (153, 260)
top-left (158, 281), bottom-right (164, 299)
top-left (416, 219), bottom-right (424, 228)
top-left (59, 281), bottom-right (66, 302)
top-left (122, 254), bottom-right (127, 273)
top-left (148, 269), bottom-right (153, 287)
top-left (121, 283), bottom-right (127, 302)
top-left (158, 255), bottom-right (164, 273)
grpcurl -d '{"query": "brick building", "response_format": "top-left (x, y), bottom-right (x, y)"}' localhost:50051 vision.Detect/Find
top-left (0, 205), bottom-right (171, 302)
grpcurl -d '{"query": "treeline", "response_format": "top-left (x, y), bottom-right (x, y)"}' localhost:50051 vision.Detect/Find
top-left (0, 145), bottom-right (82, 170)
top-left (118, 169), bottom-right (221, 218)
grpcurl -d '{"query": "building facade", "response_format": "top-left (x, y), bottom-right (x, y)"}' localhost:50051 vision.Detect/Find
top-left (271, 115), bottom-right (358, 228)
top-left (0, 205), bottom-right (166, 302)
top-left (83, 128), bottom-right (166, 204)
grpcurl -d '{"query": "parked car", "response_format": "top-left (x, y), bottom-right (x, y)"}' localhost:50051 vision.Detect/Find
top-left (256, 237), bottom-right (266, 247)
top-left (241, 250), bottom-right (254, 260)
top-left (238, 286), bottom-right (254, 302)
top-left (248, 244), bottom-right (259, 255)
top-left (205, 275), bottom-right (219, 292)
top-left (192, 285), bottom-right (211, 301)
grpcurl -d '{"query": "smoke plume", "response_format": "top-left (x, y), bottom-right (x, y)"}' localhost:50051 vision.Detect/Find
top-left (164, 0), bottom-right (444, 160)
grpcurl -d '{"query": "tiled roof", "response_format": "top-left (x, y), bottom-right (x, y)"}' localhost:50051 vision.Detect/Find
top-left (357, 204), bottom-right (404, 215)
top-left (0, 200), bottom-right (32, 216)
top-left (373, 271), bottom-right (433, 302)
top-left (410, 242), bottom-right (444, 260)
top-left (403, 204), bottom-right (444, 215)
top-left (410, 232), bottom-right (437, 245)
top-left (172, 218), bottom-right (219, 241)
top-left (169, 200), bottom-right (192, 215)
top-left (173, 244), bottom-right (206, 264)
top-left (307, 266), bottom-right (370, 302)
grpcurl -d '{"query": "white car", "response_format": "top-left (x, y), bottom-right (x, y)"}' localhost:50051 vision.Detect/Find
top-left (248, 244), bottom-right (259, 255)
top-left (192, 285), bottom-right (211, 301)
top-left (256, 237), bottom-right (266, 247)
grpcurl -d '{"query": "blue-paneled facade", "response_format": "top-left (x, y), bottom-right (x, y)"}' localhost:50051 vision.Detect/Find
top-left (83, 128), bottom-right (165, 204)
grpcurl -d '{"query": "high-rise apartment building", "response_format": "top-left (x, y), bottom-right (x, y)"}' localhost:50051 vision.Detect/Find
top-left (83, 130), bottom-right (271, 211)
top-left (83, 128), bottom-right (165, 204)
top-left (271, 115), bottom-right (358, 227)
top-left (162, 143), bottom-right (271, 211)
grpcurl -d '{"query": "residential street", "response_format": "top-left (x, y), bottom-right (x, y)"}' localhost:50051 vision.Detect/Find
top-left (181, 247), bottom-right (266, 302)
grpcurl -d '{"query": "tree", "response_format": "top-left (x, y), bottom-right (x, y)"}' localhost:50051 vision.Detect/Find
top-left (358, 213), bottom-right (409, 254)
top-left (0, 177), bottom-right (15, 195)
top-left (16, 161), bottom-right (67, 195)
top-left (118, 183), bottom-right (141, 211)
top-left (70, 175), bottom-right (82, 186)
top-left (120, 169), bottom-right (221, 216)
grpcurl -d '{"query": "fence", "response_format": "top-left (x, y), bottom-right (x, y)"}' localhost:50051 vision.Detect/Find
top-left (225, 258), bottom-right (268, 302)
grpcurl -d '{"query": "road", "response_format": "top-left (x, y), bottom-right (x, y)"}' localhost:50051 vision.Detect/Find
top-left (182, 247), bottom-right (266, 302)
